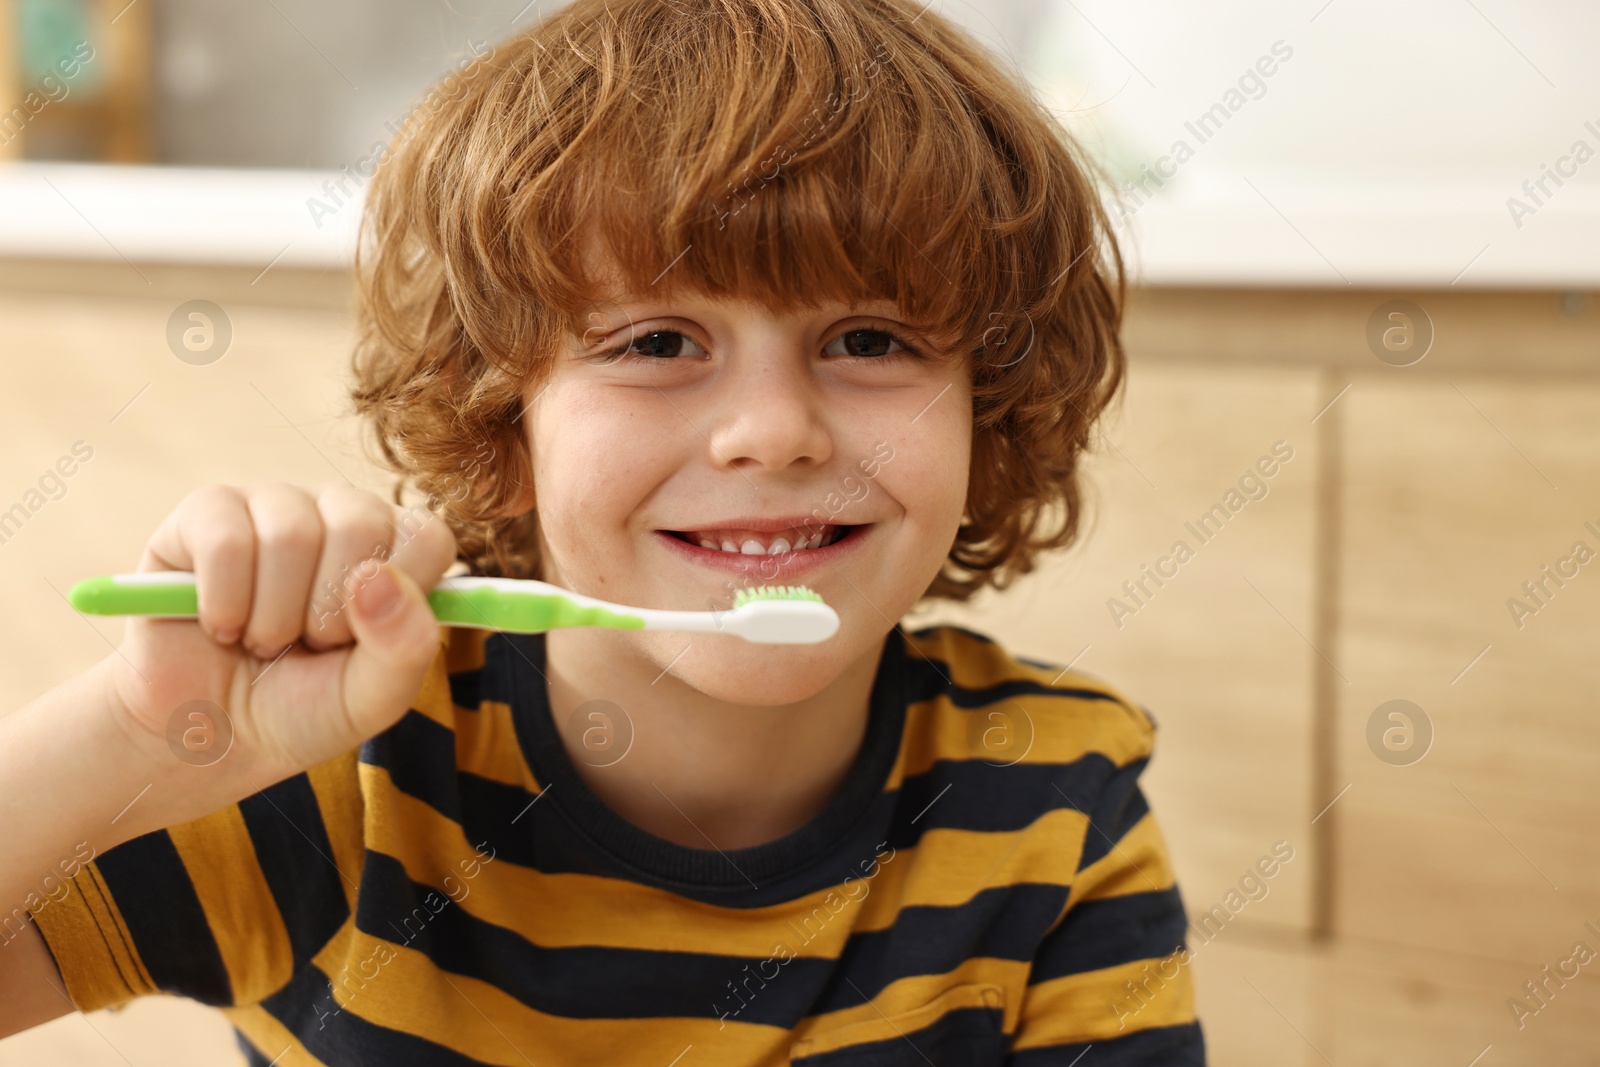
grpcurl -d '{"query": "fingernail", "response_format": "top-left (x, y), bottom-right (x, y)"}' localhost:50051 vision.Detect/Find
top-left (354, 565), bottom-right (402, 620)
top-left (214, 627), bottom-right (240, 644)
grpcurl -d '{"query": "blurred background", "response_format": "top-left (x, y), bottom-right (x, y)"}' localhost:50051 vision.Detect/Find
top-left (1, 0), bottom-right (1597, 1063)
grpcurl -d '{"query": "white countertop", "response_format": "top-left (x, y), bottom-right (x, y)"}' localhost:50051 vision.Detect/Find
top-left (2, 162), bottom-right (1596, 289)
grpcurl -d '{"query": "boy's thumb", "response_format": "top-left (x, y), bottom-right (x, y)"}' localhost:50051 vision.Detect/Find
top-left (340, 563), bottom-right (440, 736)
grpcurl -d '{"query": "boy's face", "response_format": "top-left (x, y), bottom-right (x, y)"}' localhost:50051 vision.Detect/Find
top-left (519, 270), bottom-right (972, 705)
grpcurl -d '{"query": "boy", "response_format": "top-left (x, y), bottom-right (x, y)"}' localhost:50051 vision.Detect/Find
top-left (0, 0), bottom-right (1205, 1063)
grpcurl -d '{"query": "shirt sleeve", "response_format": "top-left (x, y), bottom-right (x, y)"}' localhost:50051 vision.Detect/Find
top-left (1005, 706), bottom-right (1206, 1065)
top-left (27, 748), bottom-right (367, 1014)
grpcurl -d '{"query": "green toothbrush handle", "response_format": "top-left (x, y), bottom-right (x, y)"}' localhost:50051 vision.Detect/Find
top-left (426, 584), bottom-right (646, 632)
top-left (68, 573), bottom-right (648, 634)
top-left (68, 575), bottom-right (198, 616)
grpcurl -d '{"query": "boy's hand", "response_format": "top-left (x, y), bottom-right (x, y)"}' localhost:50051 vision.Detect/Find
top-left (107, 483), bottom-right (456, 798)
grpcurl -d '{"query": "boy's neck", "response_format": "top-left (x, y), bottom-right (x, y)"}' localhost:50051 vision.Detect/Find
top-left (542, 630), bottom-right (887, 852)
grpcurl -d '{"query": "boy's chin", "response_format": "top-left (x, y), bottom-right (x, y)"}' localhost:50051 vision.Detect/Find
top-left (662, 640), bottom-right (872, 708)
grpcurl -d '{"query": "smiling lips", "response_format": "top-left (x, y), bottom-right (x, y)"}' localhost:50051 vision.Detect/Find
top-left (667, 524), bottom-right (849, 555)
top-left (655, 519), bottom-right (865, 579)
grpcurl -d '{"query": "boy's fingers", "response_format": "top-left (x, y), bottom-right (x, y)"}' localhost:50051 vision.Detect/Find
top-left (142, 485), bottom-right (255, 643)
top-left (242, 483), bottom-right (323, 658)
top-left (386, 504), bottom-right (458, 592)
top-left (340, 565), bottom-right (441, 740)
top-left (303, 485), bottom-right (395, 650)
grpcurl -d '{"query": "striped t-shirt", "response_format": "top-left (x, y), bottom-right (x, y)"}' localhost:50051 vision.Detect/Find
top-left (31, 623), bottom-right (1204, 1065)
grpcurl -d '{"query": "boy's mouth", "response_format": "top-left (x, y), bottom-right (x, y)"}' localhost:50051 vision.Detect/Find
top-left (662, 522), bottom-right (857, 556)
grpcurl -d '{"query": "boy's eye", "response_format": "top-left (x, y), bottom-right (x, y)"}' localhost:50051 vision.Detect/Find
top-left (823, 328), bottom-right (915, 360)
top-left (601, 326), bottom-right (919, 363)
top-left (606, 330), bottom-right (704, 361)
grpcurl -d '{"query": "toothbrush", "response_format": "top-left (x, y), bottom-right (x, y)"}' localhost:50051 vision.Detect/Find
top-left (66, 573), bottom-right (840, 645)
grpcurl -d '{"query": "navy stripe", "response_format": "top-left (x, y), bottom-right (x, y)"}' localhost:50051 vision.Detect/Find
top-left (465, 770), bottom-right (906, 909)
top-left (373, 745), bottom-right (1126, 884)
top-left (792, 1004), bottom-right (1008, 1065)
top-left (906, 657), bottom-right (1126, 710)
top-left (352, 849), bottom-right (1073, 1025)
top-left (888, 754), bottom-right (1123, 839)
top-left (232, 1029), bottom-right (272, 1066)
top-left (447, 665), bottom-right (483, 712)
top-left (91, 830), bottom-right (233, 1005)
top-left (458, 757), bottom-right (1121, 874)
top-left (809, 883), bottom-right (1069, 1015)
top-left (362, 709), bottom-right (462, 822)
top-left (374, 723), bottom-right (1130, 902)
top-left (1075, 762), bottom-right (1150, 871)
top-left (1007, 1021), bottom-right (1205, 1065)
top-left (1030, 888), bottom-right (1189, 983)
top-left (238, 774), bottom-right (351, 971)
top-left (475, 633), bottom-right (524, 704)
top-left (258, 957), bottom-right (497, 1066)
top-left (352, 849), bottom-right (837, 1022)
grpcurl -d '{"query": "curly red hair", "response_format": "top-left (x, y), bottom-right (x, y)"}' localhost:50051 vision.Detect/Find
top-left (351, 0), bottom-right (1125, 602)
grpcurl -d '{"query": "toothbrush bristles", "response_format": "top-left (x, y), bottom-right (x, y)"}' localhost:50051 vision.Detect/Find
top-left (733, 584), bottom-right (825, 608)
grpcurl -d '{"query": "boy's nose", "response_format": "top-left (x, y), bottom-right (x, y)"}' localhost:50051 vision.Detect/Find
top-left (702, 355), bottom-right (834, 474)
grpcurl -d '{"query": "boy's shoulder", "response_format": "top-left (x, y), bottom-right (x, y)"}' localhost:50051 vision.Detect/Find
top-left (900, 622), bottom-right (1157, 765)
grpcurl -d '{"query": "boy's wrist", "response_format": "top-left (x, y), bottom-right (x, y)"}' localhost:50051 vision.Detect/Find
top-left (88, 654), bottom-right (272, 846)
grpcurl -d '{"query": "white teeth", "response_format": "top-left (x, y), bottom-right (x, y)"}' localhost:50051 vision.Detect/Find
top-left (682, 528), bottom-right (841, 554)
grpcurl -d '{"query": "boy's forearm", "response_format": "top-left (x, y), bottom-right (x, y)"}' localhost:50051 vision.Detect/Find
top-left (0, 656), bottom-right (190, 940)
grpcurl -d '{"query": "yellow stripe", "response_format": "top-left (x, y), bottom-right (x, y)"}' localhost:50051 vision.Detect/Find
top-left (314, 924), bottom-right (797, 1065)
top-left (452, 699), bottom-right (535, 788)
top-left (851, 812), bottom-right (1089, 929)
top-left (410, 640), bottom-right (456, 730)
top-left (167, 807), bottom-right (296, 1006)
top-left (26, 863), bottom-right (156, 1012)
top-left (400, 634), bottom-right (536, 789)
top-left (1012, 951), bottom-right (1196, 1050)
top-left (790, 979), bottom-right (1007, 1060)
top-left (886, 691), bottom-right (1154, 792)
top-left (445, 626), bottom-right (489, 674)
top-left (792, 956), bottom-right (1029, 1053)
top-left (361, 763), bottom-right (1091, 951)
top-left (903, 627), bottom-right (1029, 688)
top-left (361, 763), bottom-right (843, 957)
top-left (1063, 813), bottom-right (1178, 914)
top-left (903, 629), bottom-right (1150, 723)
top-left (307, 751), bottom-right (367, 911)
top-left (82, 863), bottom-right (156, 994)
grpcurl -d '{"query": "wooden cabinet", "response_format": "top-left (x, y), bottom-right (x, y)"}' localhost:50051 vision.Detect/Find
top-left (0, 267), bottom-right (1596, 1063)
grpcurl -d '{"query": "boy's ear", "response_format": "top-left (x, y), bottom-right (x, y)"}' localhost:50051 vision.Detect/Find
top-left (505, 479), bottom-right (537, 517)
